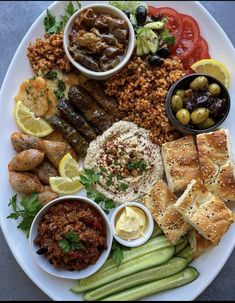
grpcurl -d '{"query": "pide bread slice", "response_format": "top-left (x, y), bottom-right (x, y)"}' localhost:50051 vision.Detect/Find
top-left (142, 180), bottom-right (191, 243)
top-left (161, 136), bottom-right (201, 194)
top-left (188, 229), bottom-right (214, 259)
top-left (197, 129), bottom-right (235, 202)
top-left (175, 179), bottom-right (234, 244)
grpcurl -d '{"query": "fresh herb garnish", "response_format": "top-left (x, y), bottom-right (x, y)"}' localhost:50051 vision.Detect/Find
top-left (118, 182), bottom-right (129, 192)
top-left (161, 29), bottom-right (175, 45)
top-left (44, 1), bottom-right (81, 35)
top-left (111, 239), bottom-right (124, 268)
top-left (105, 174), bottom-right (114, 187)
top-left (127, 160), bottom-right (147, 172)
top-left (59, 231), bottom-right (83, 253)
top-left (54, 79), bottom-right (66, 100)
top-left (7, 194), bottom-right (43, 238)
top-left (47, 70), bottom-right (58, 80)
top-left (79, 169), bottom-right (116, 214)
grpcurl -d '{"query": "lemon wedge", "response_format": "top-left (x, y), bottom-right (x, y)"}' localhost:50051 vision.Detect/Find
top-left (49, 176), bottom-right (84, 195)
top-left (14, 101), bottom-right (53, 137)
top-left (59, 153), bottom-right (81, 178)
top-left (191, 59), bottom-right (230, 88)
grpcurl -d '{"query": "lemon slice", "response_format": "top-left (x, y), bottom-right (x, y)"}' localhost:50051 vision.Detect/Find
top-left (59, 153), bottom-right (81, 178)
top-left (49, 176), bottom-right (84, 195)
top-left (14, 101), bottom-right (53, 137)
top-left (191, 59), bottom-right (230, 88)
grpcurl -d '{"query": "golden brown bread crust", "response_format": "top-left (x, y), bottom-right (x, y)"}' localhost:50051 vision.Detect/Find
top-left (175, 179), bottom-right (234, 244)
top-left (142, 180), bottom-right (191, 243)
top-left (161, 136), bottom-right (201, 193)
top-left (188, 229), bottom-right (214, 259)
top-left (197, 129), bottom-right (235, 202)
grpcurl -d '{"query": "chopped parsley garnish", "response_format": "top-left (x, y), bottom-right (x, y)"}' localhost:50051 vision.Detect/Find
top-left (105, 174), bottom-right (114, 187)
top-left (54, 79), bottom-right (66, 100)
top-left (127, 160), bottom-right (148, 172)
top-left (44, 1), bottom-right (81, 35)
top-left (7, 194), bottom-right (43, 238)
top-left (118, 182), bottom-right (129, 192)
top-left (161, 29), bottom-right (175, 45)
top-left (47, 70), bottom-right (58, 80)
top-left (79, 168), bottom-right (116, 214)
top-left (59, 231), bottom-right (83, 253)
top-left (111, 239), bottom-right (124, 268)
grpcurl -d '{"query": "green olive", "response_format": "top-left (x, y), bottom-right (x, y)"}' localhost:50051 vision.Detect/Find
top-left (208, 83), bottom-right (221, 96)
top-left (198, 117), bottom-right (216, 129)
top-left (171, 95), bottom-right (183, 112)
top-left (176, 109), bottom-right (191, 125)
top-left (191, 108), bottom-right (210, 124)
top-left (175, 89), bottom-right (185, 98)
top-left (189, 76), bottom-right (209, 91)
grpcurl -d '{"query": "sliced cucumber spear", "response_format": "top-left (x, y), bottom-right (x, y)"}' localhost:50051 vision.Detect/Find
top-left (150, 224), bottom-right (163, 238)
top-left (71, 246), bottom-right (175, 293)
top-left (101, 267), bottom-right (199, 301)
top-left (177, 245), bottom-right (194, 264)
top-left (74, 235), bottom-right (174, 289)
top-left (144, 21), bottom-right (165, 30)
top-left (175, 236), bottom-right (189, 255)
top-left (83, 257), bottom-right (188, 301)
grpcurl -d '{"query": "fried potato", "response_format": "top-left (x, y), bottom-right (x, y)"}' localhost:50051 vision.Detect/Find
top-left (15, 77), bottom-right (49, 117)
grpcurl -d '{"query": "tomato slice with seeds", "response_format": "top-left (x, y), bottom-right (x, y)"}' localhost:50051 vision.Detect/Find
top-left (173, 14), bottom-right (200, 60)
top-left (148, 6), bottom-right (183, 49)
top-left (183, 36), bottom-right (210, 70)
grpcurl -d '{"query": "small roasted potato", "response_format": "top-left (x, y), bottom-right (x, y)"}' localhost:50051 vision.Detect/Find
top-left (15, 77), bottom-right (49, 117)
top-left (9, 172), bottom-right (43, 194)
top-left (11, 132), bottom-right (43, 152)
top-left (38, 190), bottom-right (58, 205)
top-left (33, 160), bottom-right (59, 185)
top-left (8, 149), bottom-right (45, 172)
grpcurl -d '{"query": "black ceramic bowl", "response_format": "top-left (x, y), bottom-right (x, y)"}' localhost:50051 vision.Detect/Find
top-left (165, 73), bottom-right (230, 135)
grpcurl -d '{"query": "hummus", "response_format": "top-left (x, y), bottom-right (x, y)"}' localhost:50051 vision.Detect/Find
top-left (84, 121), bottom-right (163, 204)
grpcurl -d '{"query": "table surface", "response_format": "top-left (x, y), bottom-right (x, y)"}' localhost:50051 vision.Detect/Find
top-left (0, 1), bottom-right (235, 301)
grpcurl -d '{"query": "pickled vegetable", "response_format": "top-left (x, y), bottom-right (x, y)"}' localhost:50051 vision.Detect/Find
top-left (190, 76), bottom-right (208, 90)
top-left (171, 95), bottom-right (183, 112)
top-left (191, 108), bottom-right (209, 124)
top-left (175, 89), bottom-right (185, 98)
top-left (176, 109), bottom-right (191, 125)
top-left (209, 83), bottom-right (221, 96)
top-left (198, 117), bottom-right (215, 129)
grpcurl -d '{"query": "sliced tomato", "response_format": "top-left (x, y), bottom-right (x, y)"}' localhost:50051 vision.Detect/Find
top-left (148, 6), bottom-right (183, 49)
top-left (173, 14), bottom-right (200, 60)
top-left (183, 36), bottom-right (210, 70)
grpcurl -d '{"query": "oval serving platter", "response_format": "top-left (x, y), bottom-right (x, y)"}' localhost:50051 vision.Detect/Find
top-left (0, 1), bottom-right (235, 301)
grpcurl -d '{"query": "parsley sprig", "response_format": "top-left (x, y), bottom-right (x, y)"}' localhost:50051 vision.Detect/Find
top-left (44, 1), bottom-right (81, 35)
top-left (59, 231), bottom-right (83, 253)
top-left (54, 79), bottom-right (66, 100)
top-left (79, 169), bottom-right (116, 214)
top-left (7, 194), bottom-right (43, 238)
top-left (111, 239), bottom-right (124, 268)
top-left (127, 160), bottom-right (147, 172)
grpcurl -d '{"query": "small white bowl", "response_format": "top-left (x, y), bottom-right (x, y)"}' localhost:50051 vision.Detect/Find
top-left (29, 195), bottom-right (113, 280)
top-left (111, 202), bottom-right (154, 248)
top-left (63, 4), bottom-right (135, 80)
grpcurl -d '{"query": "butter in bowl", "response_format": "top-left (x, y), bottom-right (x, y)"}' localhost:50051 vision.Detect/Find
top-left (111, 202), bottom-right (154, 247)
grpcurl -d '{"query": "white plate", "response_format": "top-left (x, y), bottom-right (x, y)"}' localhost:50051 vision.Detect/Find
top-left (0, 1), bottom-right (234, 301)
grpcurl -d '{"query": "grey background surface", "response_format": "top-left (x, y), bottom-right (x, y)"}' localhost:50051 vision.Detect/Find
top-left (0, 1), bottom-right (234, 301)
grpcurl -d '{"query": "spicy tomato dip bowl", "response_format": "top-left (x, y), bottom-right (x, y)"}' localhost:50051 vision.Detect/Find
top-left (29, 196), bottom-right (113, 280)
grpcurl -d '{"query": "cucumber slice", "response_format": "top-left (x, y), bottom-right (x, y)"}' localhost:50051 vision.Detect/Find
top-left (177, 245), bottom-right (193, 264)
top-left (136, 37), bottom-right (144, 56)
top-left (144, 21), bottom-right (165, 30)
top-left (139, 37), bottom-right (150, 55)
top-left (150, 224), bottom-right (163, 238)
top-left (73, 235), bottom-right (173, 292)
top-left (101, 267), bottom-right (199, 301)
top-left (72, 246), bottom-right (175, 293)
top-left (84, 257), bottom-right (188, 301)
top-left (175, 236), bottom-right (189, 255)
top-left (138, 28), bottom-right (159, 54)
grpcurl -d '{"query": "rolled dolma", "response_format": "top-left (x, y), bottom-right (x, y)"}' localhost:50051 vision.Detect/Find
top-left (68, 86), bottom-right (114, 134)
top-left (46, 116), bottom-right (89, 157)
top-left (57, 99), bottom-right (97, 142)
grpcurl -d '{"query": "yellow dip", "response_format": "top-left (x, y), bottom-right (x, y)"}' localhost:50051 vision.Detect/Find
top-left (115, 206), bottom-right (147, 240)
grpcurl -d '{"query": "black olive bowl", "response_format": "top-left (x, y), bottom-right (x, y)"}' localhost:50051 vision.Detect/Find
top-left (165, 73), bottom-right (231, 135)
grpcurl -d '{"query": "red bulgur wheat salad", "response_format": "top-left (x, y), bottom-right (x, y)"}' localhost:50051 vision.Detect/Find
top-left (34, 200), bottom-right (107, 271)
top-left (105, 56), bottom-right (186, 145)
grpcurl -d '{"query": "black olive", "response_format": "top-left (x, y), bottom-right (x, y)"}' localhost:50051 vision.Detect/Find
top-left (209, 99), bottom-right (227, 118)
top-left (36, 247), bottom-right (48, 255)
top-left (135, 5), bottom-right (147, 25)
top-left (196, 95), bottom-right (208, 107)
top-left (122, 10), bottom-right (130, 19)
top-left (184, 98), bottom-right (196, 113)
top-left (151, 14), bottom-right (163, 22)
top-left (157, 47), bottom-right (170, 58)
top-left (148, 55), bottom-right (164, 67)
